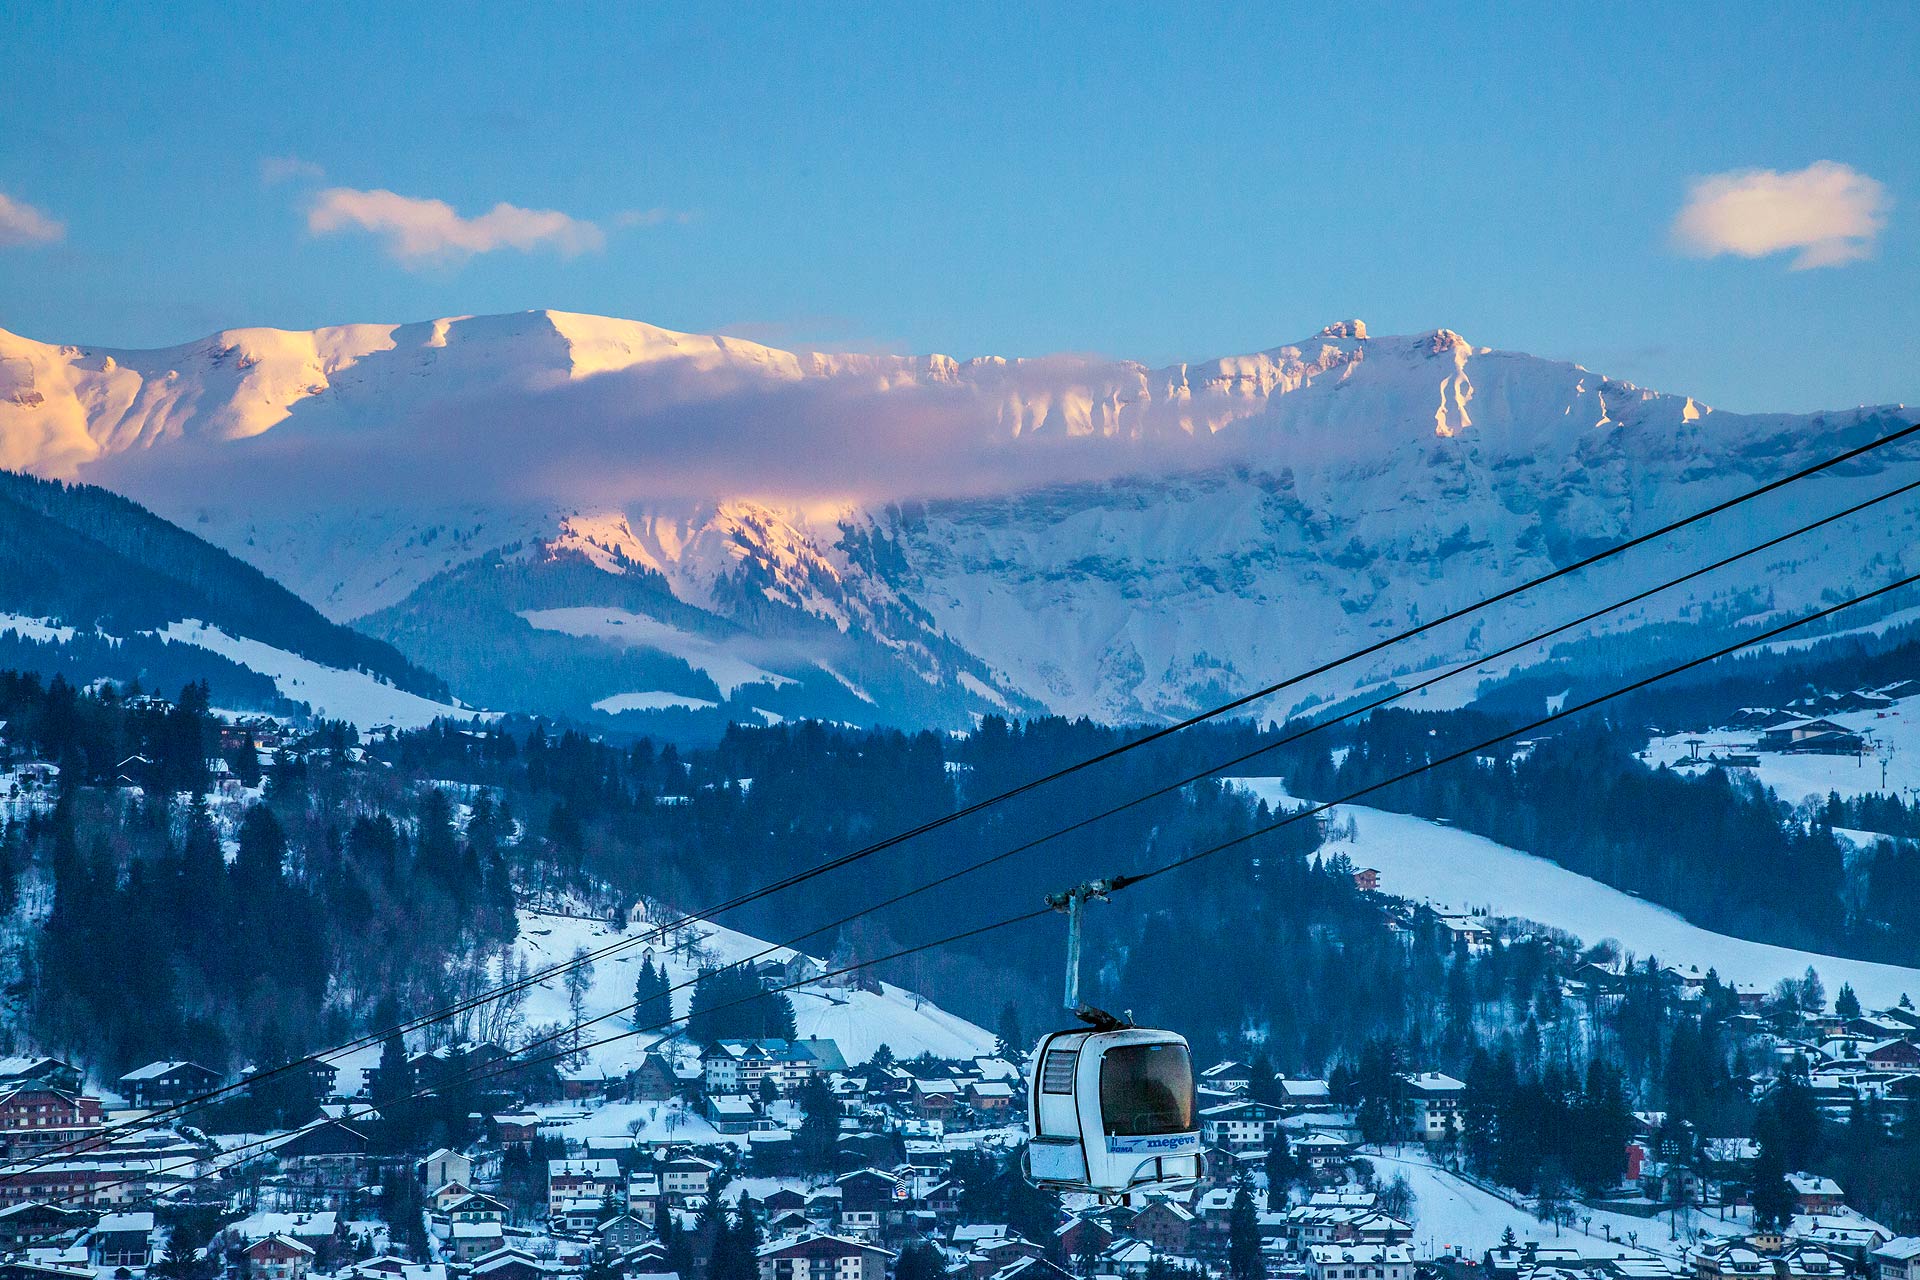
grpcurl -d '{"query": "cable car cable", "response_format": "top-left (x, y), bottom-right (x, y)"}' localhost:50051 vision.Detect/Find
top-left (23, 560), bottom-right (1919, 1220)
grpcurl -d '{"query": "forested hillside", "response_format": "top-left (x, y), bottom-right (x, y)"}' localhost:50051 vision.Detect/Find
top-left (0, 469), bottom-right (449, 702)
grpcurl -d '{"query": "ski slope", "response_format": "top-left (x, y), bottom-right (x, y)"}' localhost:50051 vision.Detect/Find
top-left (1231, 779), bottom-right (1920, 1009)
top-left (510, 904), bottom-right (994, 1077)
top-left (1365, 1150), bottom-right (1744, 1261)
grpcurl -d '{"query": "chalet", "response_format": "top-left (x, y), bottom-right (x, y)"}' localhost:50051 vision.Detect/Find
top-left (1294, 1133), bottom-right (1354, 1172)
top-left (547, 1160), bottom-right (621, 1216)
top-left (966, 1081), bottom-right (1015, 1113)
top-left (834, 1169), bottom-right (901, 1236)
top-left (0, 1202), bottom-right (93, 1250)
top-left (1760, 719), bottom-right (1866, 755)
top-left (1433, 914), bottom-right (1493, 956)
top-left (660, 1154), bottom-right (716, 1198)
top-left (756, 1234), bottom-right (893, 1280)
top-left (1280, 1079), bottom-right (1333, 1109)
top-left (1054, 1216), bottom-right (1115, 1261)
top-left (910, 1078), bottom-right (961, 1119)
top-left (1865, 1040), bottom-right (1920, 1070)
top-left (115, 1061), bottom-right (222, 1111)
top-left (1352, 868), bottom-right (1380, 893)
top-left (448, 1222), bottom-right (506, 1263)
top-left (1199, 1100), bottom-right (1286, 1152)
top-left (1791, 1216), bottom-right (1893, 1268)
top-left (87, 1212), bottom-right (153, 1269)
top-left (492, 1114), bottom-right (540, 1148)
top-left (470, 1247), bottom-right (548, 1280)
top-left (705, 1094), bottom-right (760, 1134)
top-left (1872, 1239), bottom-right (1920, 1280)
top-left (444, 1193), bottom-right (510, 1224)
top-left (0, 1059), bottom-right (83, 1095)
top-left (1305, 1244), bottom-right (1412, 1280)
top-left (1789, 1173), bottom-right (1846, 1215)
top-left (244, 1234), bottom-right (316, 1280)
top-left (1401, 1073), bottom-right (1466, 1142)
top-left (0, 1088), bottom-right (103, 1157)
top-left (1128, 1200), bottom-right (1195, 1254)
top-left (274, 1119), bottom-right (372, 1168)
top-left (625, 1054), bottom-right (681, 1103)
top-left (595, 1214), bottom-right (653, 1255)
top-left (1200, 1062), bottom-right (1251, 1093)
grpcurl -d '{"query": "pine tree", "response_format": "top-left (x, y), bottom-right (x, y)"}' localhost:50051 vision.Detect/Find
top-left (1227, 1177), bottom-right (1262, 1280)
top-left (1834, 982), bottom-right (1861, 1020)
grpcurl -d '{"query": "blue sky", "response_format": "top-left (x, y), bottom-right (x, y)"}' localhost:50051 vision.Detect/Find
top-left (1, 3), bottom-right (1914, 413)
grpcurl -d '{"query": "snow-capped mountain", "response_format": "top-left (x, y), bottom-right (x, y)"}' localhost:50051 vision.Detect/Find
top-left (2, 310), bottom-right (1914, 728)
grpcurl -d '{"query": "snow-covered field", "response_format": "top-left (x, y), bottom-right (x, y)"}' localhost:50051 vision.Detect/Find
top-left (1366, 1150), bottom-right (1745, 1261)
top-left (1231, 779), bottom-right (1920, 1009)
top-left (160, 620), bottom-right (486, 730)
top-left (592, 691), bottom-right (718, 714)
top-left (510, 904), bottom-right (994, 1078)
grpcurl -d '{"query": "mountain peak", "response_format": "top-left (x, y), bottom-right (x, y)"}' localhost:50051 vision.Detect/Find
top-left (1317, 319), bottom-right (1369, 340)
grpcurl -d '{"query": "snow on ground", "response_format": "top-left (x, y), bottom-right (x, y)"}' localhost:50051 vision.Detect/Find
top-left (158, 620), bottom-right (487, 730)
top-left (510, 904), bottom-right (994, 1079)
top-left (1366, 1149), bottom-right (1745, 1261)
top-left (592, 691), bottom-right (719, 714)
top-left (1230, 779), bottom-right (1920, 1009)
top-left (518, 608), bottom-right (795, 697)
top-left (0, 613), bottom-right (78, 643)
top-left (552, 1097), bottom-right (744, 1146)
top-left (1644, 696), bottom-right (1919, 807)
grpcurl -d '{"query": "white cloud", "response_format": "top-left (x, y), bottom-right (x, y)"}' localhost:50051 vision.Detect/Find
top-left (307, 187), bottom-right (605, 267)
top-left (261, 154), bottom-right (326, 185)
top-left (1671, 161), bottom-right (1890, 270)
top-left (0, 191), bottom-right (65, 248)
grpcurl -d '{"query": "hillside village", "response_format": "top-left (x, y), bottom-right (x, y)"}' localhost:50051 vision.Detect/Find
top-left (5, 674), bottom-right (1920, 1280)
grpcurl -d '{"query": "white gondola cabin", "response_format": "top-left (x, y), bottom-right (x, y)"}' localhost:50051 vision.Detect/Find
top-left (1025, 1026), bottom-right (1202, 1197)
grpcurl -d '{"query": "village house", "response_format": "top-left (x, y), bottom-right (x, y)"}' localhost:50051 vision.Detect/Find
top-left (1788, 1173), bottom-right (1846, 1215)
top-left (87, 1212), bottom-right (153, 1269)
top-left (0, 1202), bottom-right (92, 1251)
top-left (244, 1234), bottom-right (316, 1280)
top-left (418, 1148), bottom-right (473, 1189)
top-left (660, 1154), bottom-right (717, 1199)
top-left (1127, 1200), bottom-right (1195, 1254)
top-left (833, 1169), bottom-right (901, 1238)
top-left (114, 1061), bottom-right (222, 1111)
top-left (1401, 1073), bottom-right (1466, 1142)
top-left (702, 1040), bottom-right (823, 1097)
top-left (0, 1088), bottom-right (104, 1157)
top-left (756, 1234), bottom-right (893, 1280)
top-left (1305, 1244), bottom-right (1412, 1280)
top-left (1199, 1100), bottom-right (1286, 1153)
top-left (547, 1159), bottom-right (622, 1217)
top-left (1872, 1239), bottom-right (1920, 1280)
top-left (448, 1222), bottom-right (506, 1263)
top-left (492, 1114), bottom-right (540, 1148)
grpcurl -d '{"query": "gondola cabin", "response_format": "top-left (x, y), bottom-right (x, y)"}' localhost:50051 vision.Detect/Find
top-left (1025, 1026), bottom-right (1202, 1197)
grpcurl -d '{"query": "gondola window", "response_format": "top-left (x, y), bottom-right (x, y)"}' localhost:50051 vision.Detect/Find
top-left (1098, 1042), bottom-right (1195, 1137)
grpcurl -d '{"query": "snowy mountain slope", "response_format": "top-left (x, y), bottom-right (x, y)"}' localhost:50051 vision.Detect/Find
top-left (1230, 779), bottom-right (1920, 1008)
top-left (511, 904), bottom-right (995, 1075)
top-left (4, 309), bottom-right (1914, 726)
top-left (0, 469), bottom-right (471, 725)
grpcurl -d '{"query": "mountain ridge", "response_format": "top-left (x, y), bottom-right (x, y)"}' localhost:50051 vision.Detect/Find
top-left (3, 307), bottom-right (1915, 728)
